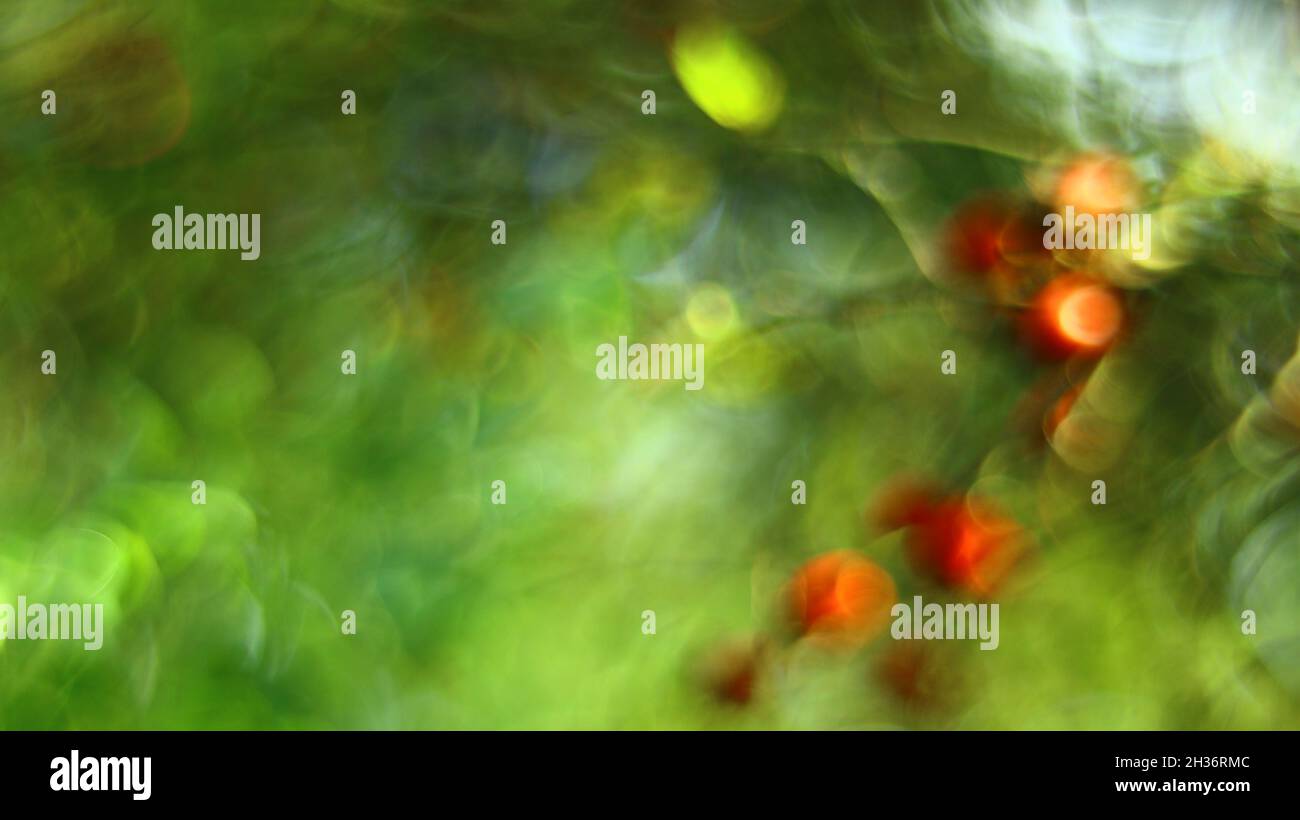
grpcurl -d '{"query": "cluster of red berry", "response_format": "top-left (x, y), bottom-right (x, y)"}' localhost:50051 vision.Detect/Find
top-left (697, 154), bottom-right (1145, 715)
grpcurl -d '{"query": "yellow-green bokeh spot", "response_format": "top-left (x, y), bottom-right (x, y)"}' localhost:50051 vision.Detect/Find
top-left (671, 22), bottom-right (784, 133)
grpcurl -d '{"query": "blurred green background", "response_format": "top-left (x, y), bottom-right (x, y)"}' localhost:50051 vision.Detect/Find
top-left (1, 0), bottom-right (1298, 729)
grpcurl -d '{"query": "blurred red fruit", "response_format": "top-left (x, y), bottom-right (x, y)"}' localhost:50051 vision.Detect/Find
top-left (947, 200), bottom-right (1008, 274)
top-left (1053, 153), bottom-right (1139, 217)
top-left (698, 640), bottom-right (763, 706)
top-left (1021, 274), bottom-right (1123, 361)
top-left (787, 551), bottom-right (896, 647)
top-left (944, 197), bottom-right (1048, 294)
top-left (877, 642), bottom-right (961, 713)
top-left (901, 496), bottom-right (1027, 597)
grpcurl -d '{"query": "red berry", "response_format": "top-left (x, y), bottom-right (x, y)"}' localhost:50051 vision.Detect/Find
top-left (787, 551), bottom-right (897, 647)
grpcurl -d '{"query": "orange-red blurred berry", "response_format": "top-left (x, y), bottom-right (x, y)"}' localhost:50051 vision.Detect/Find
top-left (1022, 275), bottom-right (1123, 360)
top-left (1053, 154), bottom-right (1140, 216)
top-left (877, 642), bottom-right (962, 714)
top-left (944, 197), bottom-right (1048, 294)
top-left (946, 200), bottom-right (1010, 274)
top-left (787, 551), bottom-right (896, 647)
top-left (698, 639), bottom-right (764, 707)
top-left (903, 497), bottom-right (1027, 598)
